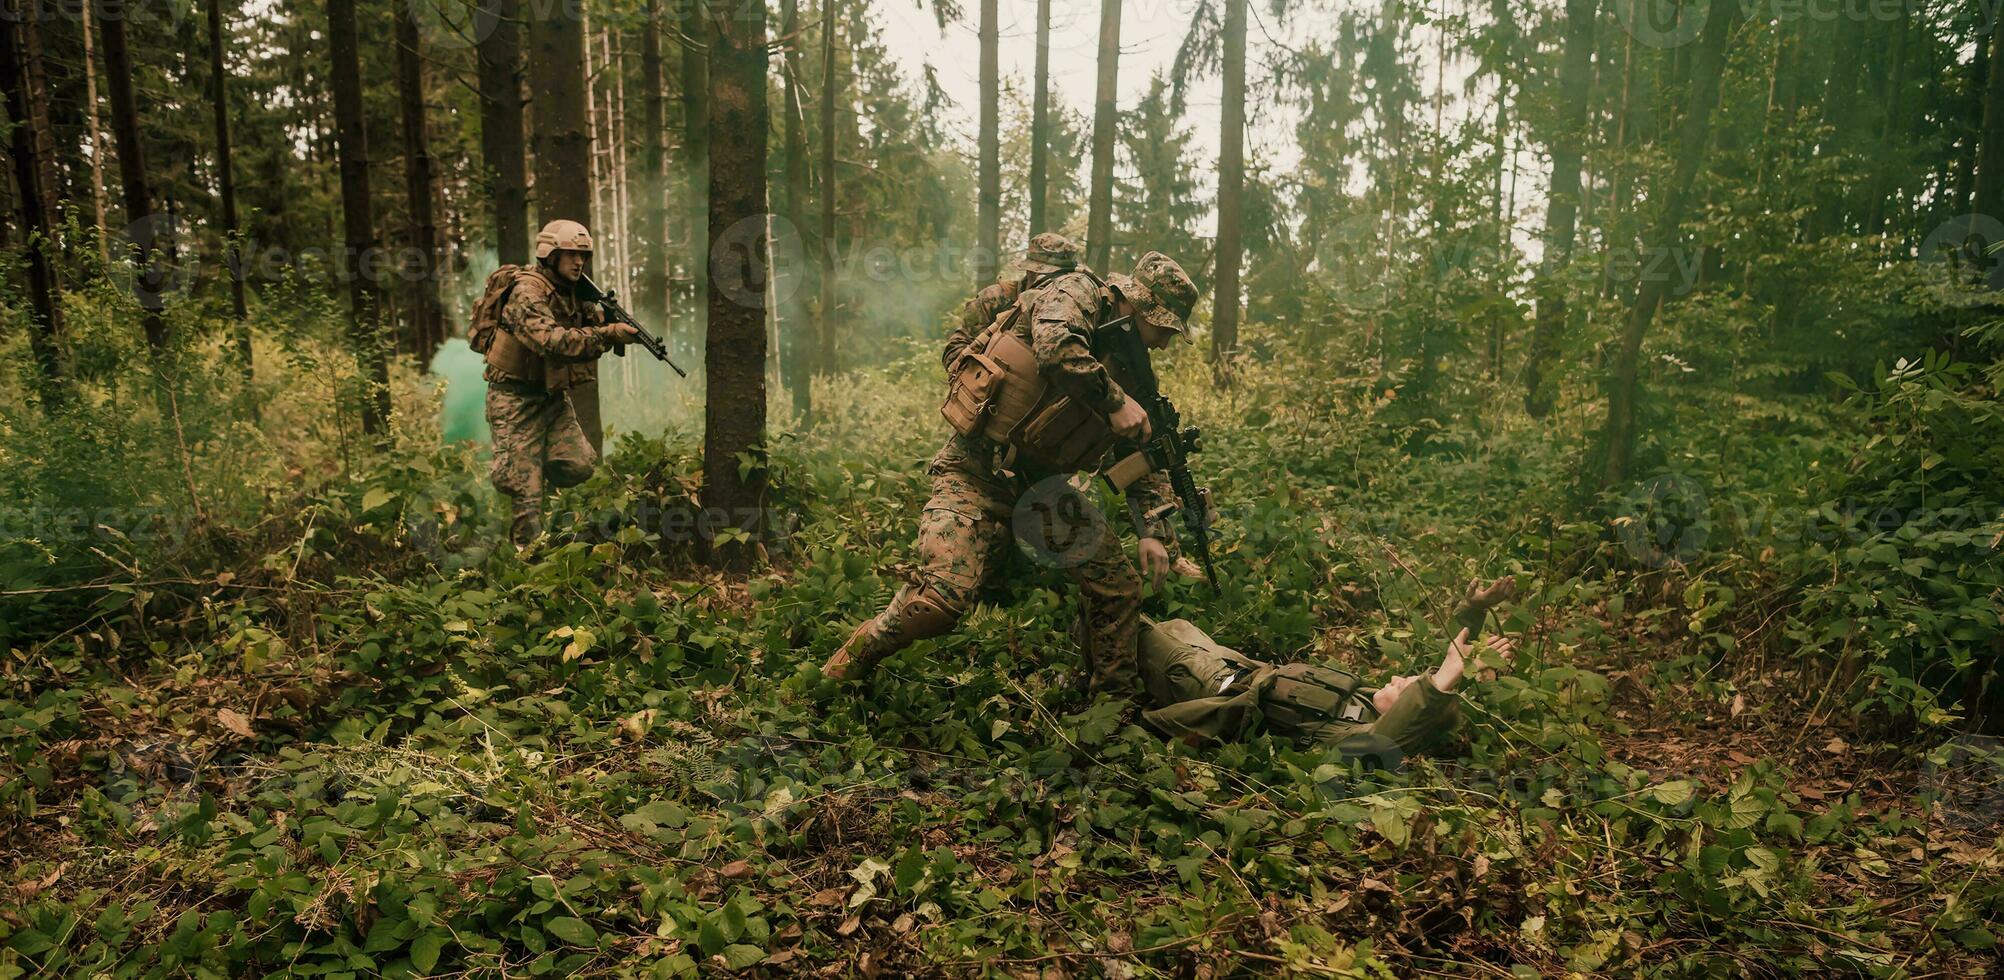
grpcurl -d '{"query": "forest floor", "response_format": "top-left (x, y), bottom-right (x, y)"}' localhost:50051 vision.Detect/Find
top-left (3, 351), bottom-right (2001, 977)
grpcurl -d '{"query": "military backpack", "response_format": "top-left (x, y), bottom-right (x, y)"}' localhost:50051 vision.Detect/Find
top-left (940, 270), bottom-right (1123, 475)
top-left (468, 264), bottom-right (525, 355)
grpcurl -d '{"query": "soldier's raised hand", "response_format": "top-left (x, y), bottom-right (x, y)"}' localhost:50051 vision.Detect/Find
top-left (1464, 575), bottom-right (1517, 614)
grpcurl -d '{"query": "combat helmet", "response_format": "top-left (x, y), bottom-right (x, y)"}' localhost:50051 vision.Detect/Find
top-left (534, 219), bottom-right (595, 260)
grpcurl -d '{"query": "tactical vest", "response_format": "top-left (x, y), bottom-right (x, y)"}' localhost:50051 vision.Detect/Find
top-left (482, 268), bottom-right (592, 392)
top-left (1138, 618), bottom-right (1377, 745)
top-left (940, 274), bottom-right (1121, 475)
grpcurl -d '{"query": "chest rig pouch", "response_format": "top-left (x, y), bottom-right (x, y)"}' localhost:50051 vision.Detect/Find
top-left (939, 273), bottom-right (1120, 475)
top-left (1260, 663), bottom-right (1373, 732)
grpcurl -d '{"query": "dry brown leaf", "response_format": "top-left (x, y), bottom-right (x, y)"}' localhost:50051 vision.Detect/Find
top-left (1823, 737), bottom-right (1850, 755)
top-left (891, 912), bottom-right (914, 935)
top-left (1730, 693), bottom-right (1745, 718)
top-left (718, 859), bottom-right (752, 880)
top-left (836, 915), bottom-right (862, 937)
top-left (15, 862), bottom-right (64, 898)
top-left (217, 708), bottom-right (254, 738)
top-left (1473, 854), bottom-right (1491, 879)
top-left (809, 886), bottom-right (846, 907)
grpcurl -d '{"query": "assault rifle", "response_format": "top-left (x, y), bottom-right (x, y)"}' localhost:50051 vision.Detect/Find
top-left (1095, 317), bottom-right (1220, 594)
top-left (577, 273), bottom-right (688, 378)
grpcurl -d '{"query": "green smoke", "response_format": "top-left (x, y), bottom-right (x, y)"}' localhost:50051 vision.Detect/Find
top-left (430, 338), bottom-right (490, 445)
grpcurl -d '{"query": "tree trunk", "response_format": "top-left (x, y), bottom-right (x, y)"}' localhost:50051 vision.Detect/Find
top-left (1, 0), bottom-right (64, 399)
top-left (976, 0), bottom-right (1000, 290)
top-left (477, 0), bottom-right (529, 263)
top-left (1954, 29), bottom-right (1990, 215)
top-left (1974, 13), bottom-right (2004, 222)
top-left (640, 0), bottom-right (670, 318)
top-left (395, 3), bottom-right (445, 357)
top-left (1597, 0), bottom-right (1735, 493)
top-left (206, 0), bottom-right (251, 384)
top-left (529, 0), bottom-right (598, 450)
top-left (817, 0), bottom-right (838, 378)
top-left (1212, 0), bottom-right (1246, 380)
top-left (701, 0), bottom-right (769, 571)
top-left (530, 5), bottom-right (594, 227)
top-left (1028, 0), bottom-right (1051, 234)
top-left (1086, 0), bottom-right (1121, 272)
top-left (1520, 0), bottom-right (1595, 419)
top-left (326, 0), bottom-right (391, 437)
top-left (681, 6), bottom-right (710, 339)
top-left (1866, 11), bottom-right (1909, 237)
top-left (97, 0), bottom-right (174, 354)
top-left (781, 0), bottom-right (812, 419)
top-left (81, 0), bottom-right (110, 263)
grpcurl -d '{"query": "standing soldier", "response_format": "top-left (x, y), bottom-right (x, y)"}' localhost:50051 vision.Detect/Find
top-left (943, 232), bottom-right (1085, 373)
top-left (821, 250), bottom-right (1201, 699)
top-left (481, 220), bottom-right (641, 544)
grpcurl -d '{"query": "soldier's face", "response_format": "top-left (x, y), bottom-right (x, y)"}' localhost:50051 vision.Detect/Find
top-left (1139, 319), bottom-right (1180, 350)
top-left (553, 251), bottom-right (586, 282)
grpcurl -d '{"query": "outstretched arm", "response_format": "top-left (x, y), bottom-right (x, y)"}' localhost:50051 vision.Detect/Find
top-left (1431, 628), bottom-right (1517, 693)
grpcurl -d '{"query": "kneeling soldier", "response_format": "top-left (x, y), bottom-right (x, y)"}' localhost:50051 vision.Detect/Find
top-left (481, 220), bottom-right (641, 544)
top-left (821, 251), bottom-right (1202, 698)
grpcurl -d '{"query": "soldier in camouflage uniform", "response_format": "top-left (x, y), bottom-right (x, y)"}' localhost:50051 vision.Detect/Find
top-left (1139, 577), bottom-right (1519, 762)
top-left (820, 251), bottom-right (1203, 698)
top-left (942, 233), bottom-right (1085, 374)
top-left (483, 220), bottom-right (641, 544)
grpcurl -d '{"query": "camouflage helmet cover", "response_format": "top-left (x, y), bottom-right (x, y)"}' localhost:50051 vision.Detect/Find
top-left (1120, 251), bottom-right (1198, 340)
top-left (534, 219), bottom-right (594, 260)
top-left (1016, 232), bottom-right (1081, 275)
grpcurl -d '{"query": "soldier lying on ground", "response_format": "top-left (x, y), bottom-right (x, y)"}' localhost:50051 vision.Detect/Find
top-left (1138, 576), bottom-right (1518, 764)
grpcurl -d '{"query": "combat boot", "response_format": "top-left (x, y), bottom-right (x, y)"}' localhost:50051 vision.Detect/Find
top-left (819, 619), bottom-right (889, 681)
top-left (820, 585), bottom-right (962, 682)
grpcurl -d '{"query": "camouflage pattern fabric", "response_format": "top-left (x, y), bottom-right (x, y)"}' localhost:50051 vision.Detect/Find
top-left (485, 384), bottom-right (597, 543)
top-left (838, 445), bottom-right (1147, 696)
top-left (942, 278), bottom-right (1023, 374)
top-left (1137, 618), bottom-right (1461, 757)
top-left (837, 255), bottom-right (1184, 695)
top-left (483, 265), bottom-right (613, 391)
top-left (943, 233), bottom-right (1083, 374)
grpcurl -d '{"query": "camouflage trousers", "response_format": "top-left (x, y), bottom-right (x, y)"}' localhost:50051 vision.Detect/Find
top-left (848, 459), bottom-right (1145, 696)
top-left (486, 384), bottom-right (597, 543)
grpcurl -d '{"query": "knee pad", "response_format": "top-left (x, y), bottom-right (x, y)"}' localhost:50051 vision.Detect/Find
top-left (544, 458), bottom-right (595, 489)
top-left (894, 584), bottom-right (964, 641)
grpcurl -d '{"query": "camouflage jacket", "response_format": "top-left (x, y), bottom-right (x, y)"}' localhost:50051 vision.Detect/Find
top-left (943, 278), bottom-right (1024, 374)
top-left (936, 268), bottom-right (1181, 546)
top-left (483, 266), bottom-right (612, 389)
